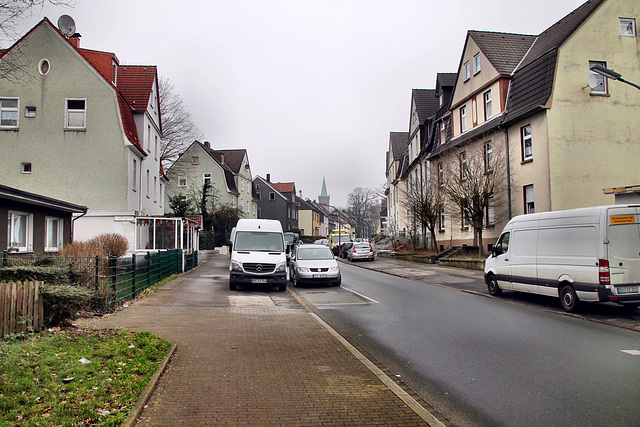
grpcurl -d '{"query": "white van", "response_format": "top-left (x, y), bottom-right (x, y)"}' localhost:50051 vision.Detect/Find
top-left (484, 205), bottom-right (640, 312)
top-left (229, 219), bottom-right (288, 291)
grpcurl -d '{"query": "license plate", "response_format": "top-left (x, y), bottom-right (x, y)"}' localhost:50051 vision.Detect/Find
top-left (312, 274), bottom-right (327, 278)
top-left (251, 278), bottom-right (268, 284)
top-left (617, 286), bottom-right (639, 294)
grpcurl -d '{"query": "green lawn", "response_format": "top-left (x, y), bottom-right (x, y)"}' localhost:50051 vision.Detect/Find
top-left (0, 329), bottom-right (172, 426)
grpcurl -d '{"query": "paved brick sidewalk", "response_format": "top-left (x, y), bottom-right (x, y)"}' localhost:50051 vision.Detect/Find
top-left (78, 253), bottom-right (447, 426)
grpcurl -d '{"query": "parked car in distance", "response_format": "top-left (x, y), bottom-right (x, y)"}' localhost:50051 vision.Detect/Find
top-left (347, 242), bottom-right (375, 262)
top-left (291, 244), bottom-right (341, 287)
top-left (314, 238), bottom-right (329, 246)
top-left (338, 242), bottom-right (354, 259)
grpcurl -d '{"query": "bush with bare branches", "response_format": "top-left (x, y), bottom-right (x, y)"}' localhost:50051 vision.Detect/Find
top-left (88, 233), bottom-right (129, 258)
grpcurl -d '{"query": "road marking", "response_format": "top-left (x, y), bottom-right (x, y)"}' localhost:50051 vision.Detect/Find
top-left (342, 286), bottom-right (380, 304)
top-left (620, 350), bottom-right (640, 356)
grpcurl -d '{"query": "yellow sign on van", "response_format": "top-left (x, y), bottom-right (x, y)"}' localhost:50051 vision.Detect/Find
top-left (610, 215), bottom-right (636, 225)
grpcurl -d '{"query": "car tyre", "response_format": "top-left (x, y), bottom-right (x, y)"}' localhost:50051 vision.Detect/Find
top-left (332, 276), bottom-right (341, 287)
top-left (279, 283), bottom-right (287, 292)
top-left (229, 279), bottom-right (237, 291)
top-left (487, 275), bottom-right (502, 296)
top-left (560, 284), bottom-right (580, 312)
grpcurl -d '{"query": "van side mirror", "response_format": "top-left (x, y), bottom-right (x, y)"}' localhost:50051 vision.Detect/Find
top-left (491, 246), bottom-right (500, 257)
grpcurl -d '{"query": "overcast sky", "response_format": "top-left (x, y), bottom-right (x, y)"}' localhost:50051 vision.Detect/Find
top-left (11, 0), bottom-right (586, 207)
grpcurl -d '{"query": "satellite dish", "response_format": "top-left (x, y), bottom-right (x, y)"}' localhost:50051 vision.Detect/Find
top-left (57, 15), bottom-right (76, 37)
top-left (587, 72), bottom-right (600, 90)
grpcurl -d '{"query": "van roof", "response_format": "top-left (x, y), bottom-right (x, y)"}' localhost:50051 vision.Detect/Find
top-left (235, 218), bottom-right (283, 232)
top-left (509, 204), bottom-right (639, 226)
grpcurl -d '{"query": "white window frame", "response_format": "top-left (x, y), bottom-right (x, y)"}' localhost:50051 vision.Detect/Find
top-left (620, 18), bottom-right (636, 37)
top-left (589, 61), bottom-right (608, 95)
top-left (460, 105), bottom-right (467, 132)
top-left (460, 151), bottom-right (468, 180)
top-left (0, 97), bottom-right (19, 128)
top-left (473, 53), bottom-right (481, 74)
top-left (21, 162), bottom-right (32, 174)
top-left (486, 195), bottom-right (495, 226)
top-left (522, 125), bottom-right (533, 161)
top-left (203, 173), bottom-right (212, 185)
top-left (524, 184), bottom-right (535, 214)
top-left (132, 159), bottom-right (138, 191)
top-left (439, 210), bottom-right (445, 231)
top-left (64, 98), bottom-right (87, 130)
top-left (146, 169), bottom-right (150, 198)
top-left (485, 141), bottom-right (493, 172)
top-left (154, 176), bottom-right (157, 202)
top-left (463, 61), bottom-right (471, 81)
top-left (439, 122), bottom-right (446, 145)
top-left (269, 192), bottom-right (275, 200)
top-left (484, 90), bottom-right (492, 119)
top-left (45, 217), bottom-right (64, 252)
top-left (438, 162), bottom-right (444, 187)
top-left (8, 211), bottom-right (33, 252)
top-left (178, 174), bottom-right (187, 187)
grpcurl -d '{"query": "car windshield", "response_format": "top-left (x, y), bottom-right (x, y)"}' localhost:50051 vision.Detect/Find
top-left (334, 236), bottom-right (350, 243)
top-left (297, 247), bottom-right (334, 260)
top-left (234, 231), bottom-right (284, 252)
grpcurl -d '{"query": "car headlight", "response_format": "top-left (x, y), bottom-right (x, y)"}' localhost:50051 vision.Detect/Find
top-left (275, 262), bottom-right (286, 272)
top-left (231, 260), bottom-right (243, 271)
top-left (297, 267), bottom-right (310, 273)
top-left (329, 266), bottom-right (339, 272)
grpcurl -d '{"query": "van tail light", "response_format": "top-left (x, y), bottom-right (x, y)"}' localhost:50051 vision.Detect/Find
top-left (599, 259), bottom-right (610, 285)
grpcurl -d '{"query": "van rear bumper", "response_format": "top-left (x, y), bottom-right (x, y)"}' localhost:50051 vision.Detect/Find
top-left (599, 285), bottom-right (640, 303)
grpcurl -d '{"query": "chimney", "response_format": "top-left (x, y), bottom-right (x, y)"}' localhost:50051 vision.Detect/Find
top-left (266, 174), bottom-right (271, 182)
top-left (204, 141), bottom-right (210, 148)
top-left (69, 33), bottom-right (81, 48)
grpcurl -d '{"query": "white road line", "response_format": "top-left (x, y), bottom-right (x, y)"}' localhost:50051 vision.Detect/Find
top-left (342, 286), bottom-right (381, 304)
top-left (620, 350), bottom-right (640, 356)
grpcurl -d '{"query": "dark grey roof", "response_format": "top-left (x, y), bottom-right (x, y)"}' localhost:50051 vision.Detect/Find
top-left (469, 31), bottom-right (537, 75)
top-left (389, 132), bottom-right (409, 160)
top-left (518, 0), bottom-right (606, 70)
top-left (412, 89), bottom-right (439, 123)
top-left (0, 184), bottom-right (87, 213)
top-left (436, 73), bottom-right (457, 89)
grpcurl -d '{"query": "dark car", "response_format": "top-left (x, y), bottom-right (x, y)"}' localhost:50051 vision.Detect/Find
top-left (338, 242), bottom-right (354, 259)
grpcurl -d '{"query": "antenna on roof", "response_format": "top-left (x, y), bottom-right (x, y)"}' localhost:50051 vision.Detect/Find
top-left (57, 15), bottom-right (76, 38)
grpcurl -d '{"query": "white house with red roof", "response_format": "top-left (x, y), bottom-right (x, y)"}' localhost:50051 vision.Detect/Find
top-left (0, 18), bottom-right (168, 251)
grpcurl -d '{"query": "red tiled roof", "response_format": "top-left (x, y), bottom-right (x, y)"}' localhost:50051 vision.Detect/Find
top-left (76, 48), bottom-right (118, 85)
top-left (117, 65), bottom-right (157, 112)
top-left (272, 182), bottom-right (295, 193)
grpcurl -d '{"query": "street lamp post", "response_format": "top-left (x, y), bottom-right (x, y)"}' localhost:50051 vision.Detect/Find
top-left (590, 64), bottom-right (640, 91)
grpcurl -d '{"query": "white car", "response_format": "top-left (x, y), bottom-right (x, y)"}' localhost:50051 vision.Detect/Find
top-left (291, 244), bottom-right (341, 287)
top-left (347, 242), bottom-right (375, 262)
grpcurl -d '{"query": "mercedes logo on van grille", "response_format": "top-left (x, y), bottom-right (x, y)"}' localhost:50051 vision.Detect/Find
top-left (256, 264), bottom-right (263, 272)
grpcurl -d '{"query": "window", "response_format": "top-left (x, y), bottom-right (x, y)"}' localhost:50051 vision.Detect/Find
top-left (439, 122), bottom-right (446, 145)
top-left (463, 61), bottom-right (470, 81)
top-left (65, 98), bottom-right (86, 129)
top-left (191, 156), bottom-right (199, 165)
top-left (589, 61), bottom-right (608, 95)
top-left (438, 162), bottom-right (444, 187)
top-left (484, 141), bottom-right (493, 172)
top-left (147, 125), bottom-right (151, 152)
top-left (1, 98), bottom-right (19, 128)
top-left (620, 18), bottom-right (636, 36)
top-left (45, 217), bottom-right (63, 252)
top-left (439, 92), bottom-right (444, 107)
top-left (460, 151), bottom-right (467, 180)
top-left (132, 159), bottom-right (138, 191)
top-left (178, 174), bottom-right (187, 187)
top-left (473, 53), bottom-right (481, 74)
top-left (486, 194), bottom-right (495, 226)
top-left (484, 90), bottom-right (492, 119)
top-left (461, 206), bottom-right (469, 229)
top-left (257, 193), bottom-right (261, 200)
top-left (269, 192), bottom-right (275, 200)
top-left (203, 173), bottom-right (212, 185)
top-left (25, 106), bottom-right (36, 118)
top-left (21, 162), bottom-right (32, 174)
top-left (154, 176), bottom-right (157, 202)
top-left (240, 179), bottom-right (244, 191)
top-left (146, 169), bottom-right (150, 198)
top-left (8, 211), bottom-right (33, 252)
top-left (521, 125), bottom-right (532, 161)
top-left (439, 210), bottom-right (445, 231)
top-left (154, 136), bottom-right (158, 160)
top-left (38, 59), bottom-right (50, 75)
top-left (524, 184), bottom-right (535, 214)
top-left (460, 105), bottom-right (467, 132)
top-left (495, 232), bottom-right (510, 256)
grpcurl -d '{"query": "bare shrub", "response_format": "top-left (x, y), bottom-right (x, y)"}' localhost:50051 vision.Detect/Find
top-left (88, 233), bottom-right (130, 258)
top-left (60, 241), bottom-right (106, 258)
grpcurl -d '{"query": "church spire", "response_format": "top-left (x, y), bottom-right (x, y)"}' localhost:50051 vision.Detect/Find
top-left (319, 177), bottom-right (330, 206)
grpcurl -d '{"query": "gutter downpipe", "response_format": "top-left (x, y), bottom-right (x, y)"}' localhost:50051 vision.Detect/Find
top-left (71, 209), bottom-right (88, 243)
top-left (503, 127), bottom-right (512, 220)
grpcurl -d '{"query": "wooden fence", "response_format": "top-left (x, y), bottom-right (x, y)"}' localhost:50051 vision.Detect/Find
top-left (0, 281), bottom-right (43, 338)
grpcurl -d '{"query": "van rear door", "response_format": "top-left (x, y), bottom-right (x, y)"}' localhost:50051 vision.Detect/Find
top-left (607, 206), bottom-right (640, 292)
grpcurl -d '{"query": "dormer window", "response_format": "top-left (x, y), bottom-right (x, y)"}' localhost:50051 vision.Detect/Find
top-left (111, 60), bottom-right (117, 84)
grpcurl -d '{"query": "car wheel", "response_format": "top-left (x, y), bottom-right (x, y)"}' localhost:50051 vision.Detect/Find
top-left (560, 284), bottom-right (580, 312)
top-left (622, 303), bottom-right (640, 311)
top-left (332, 277), bottom-right (341, 287)
top-left (279, 283), bottom-right (287, 292)
top-left (487, 275), bottom-right (502, 296)
top-left (229, 279), bottom-right (237, 291)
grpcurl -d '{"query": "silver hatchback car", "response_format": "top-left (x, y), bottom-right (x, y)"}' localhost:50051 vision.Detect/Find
top-left (347, 242), bottom-right (375, 262)
top-left (291, 244), bottom-right (341, 287)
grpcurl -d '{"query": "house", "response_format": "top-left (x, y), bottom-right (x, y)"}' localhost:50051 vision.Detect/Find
top-left (0, 18), bottom-right (167, 252)
top-left (164, 141), bottom-right (257, 218)
top-left (253, 174), bottom-right (299, 231)
top-left (385, 131), bottom-right (409, 237)
top-left (297, 197), bottom-right (323, 237)
top-left (1, 184), bottom-right (87, 255)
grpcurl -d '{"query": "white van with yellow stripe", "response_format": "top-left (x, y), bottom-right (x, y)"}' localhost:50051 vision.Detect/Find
top-left (484, 205), bottom-right (640, 312)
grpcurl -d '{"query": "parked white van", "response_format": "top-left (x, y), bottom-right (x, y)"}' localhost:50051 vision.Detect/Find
top-left (229, 219), bottom-right (288, 291)
top-left (484, 205), bottom-right (640, 312)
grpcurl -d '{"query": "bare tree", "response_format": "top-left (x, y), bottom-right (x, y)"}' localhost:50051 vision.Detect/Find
top-left (444, 143), bottom-right (507, 256)
top-left (159, 77), bottom-right (204, 169)
top-left (346, 187), bottom-right (379, 238)
top-left (402, 165), bottom-right (445, 251)
top-left (0, 1), bottom-right (75, 81)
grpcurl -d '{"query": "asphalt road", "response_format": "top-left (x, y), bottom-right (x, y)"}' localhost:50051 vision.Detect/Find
top-left (294, 262), bottom-right (640, 427)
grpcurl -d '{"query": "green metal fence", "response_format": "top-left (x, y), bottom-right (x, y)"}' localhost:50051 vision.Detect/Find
top-left (1, 249), bottom-right (198, 312)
